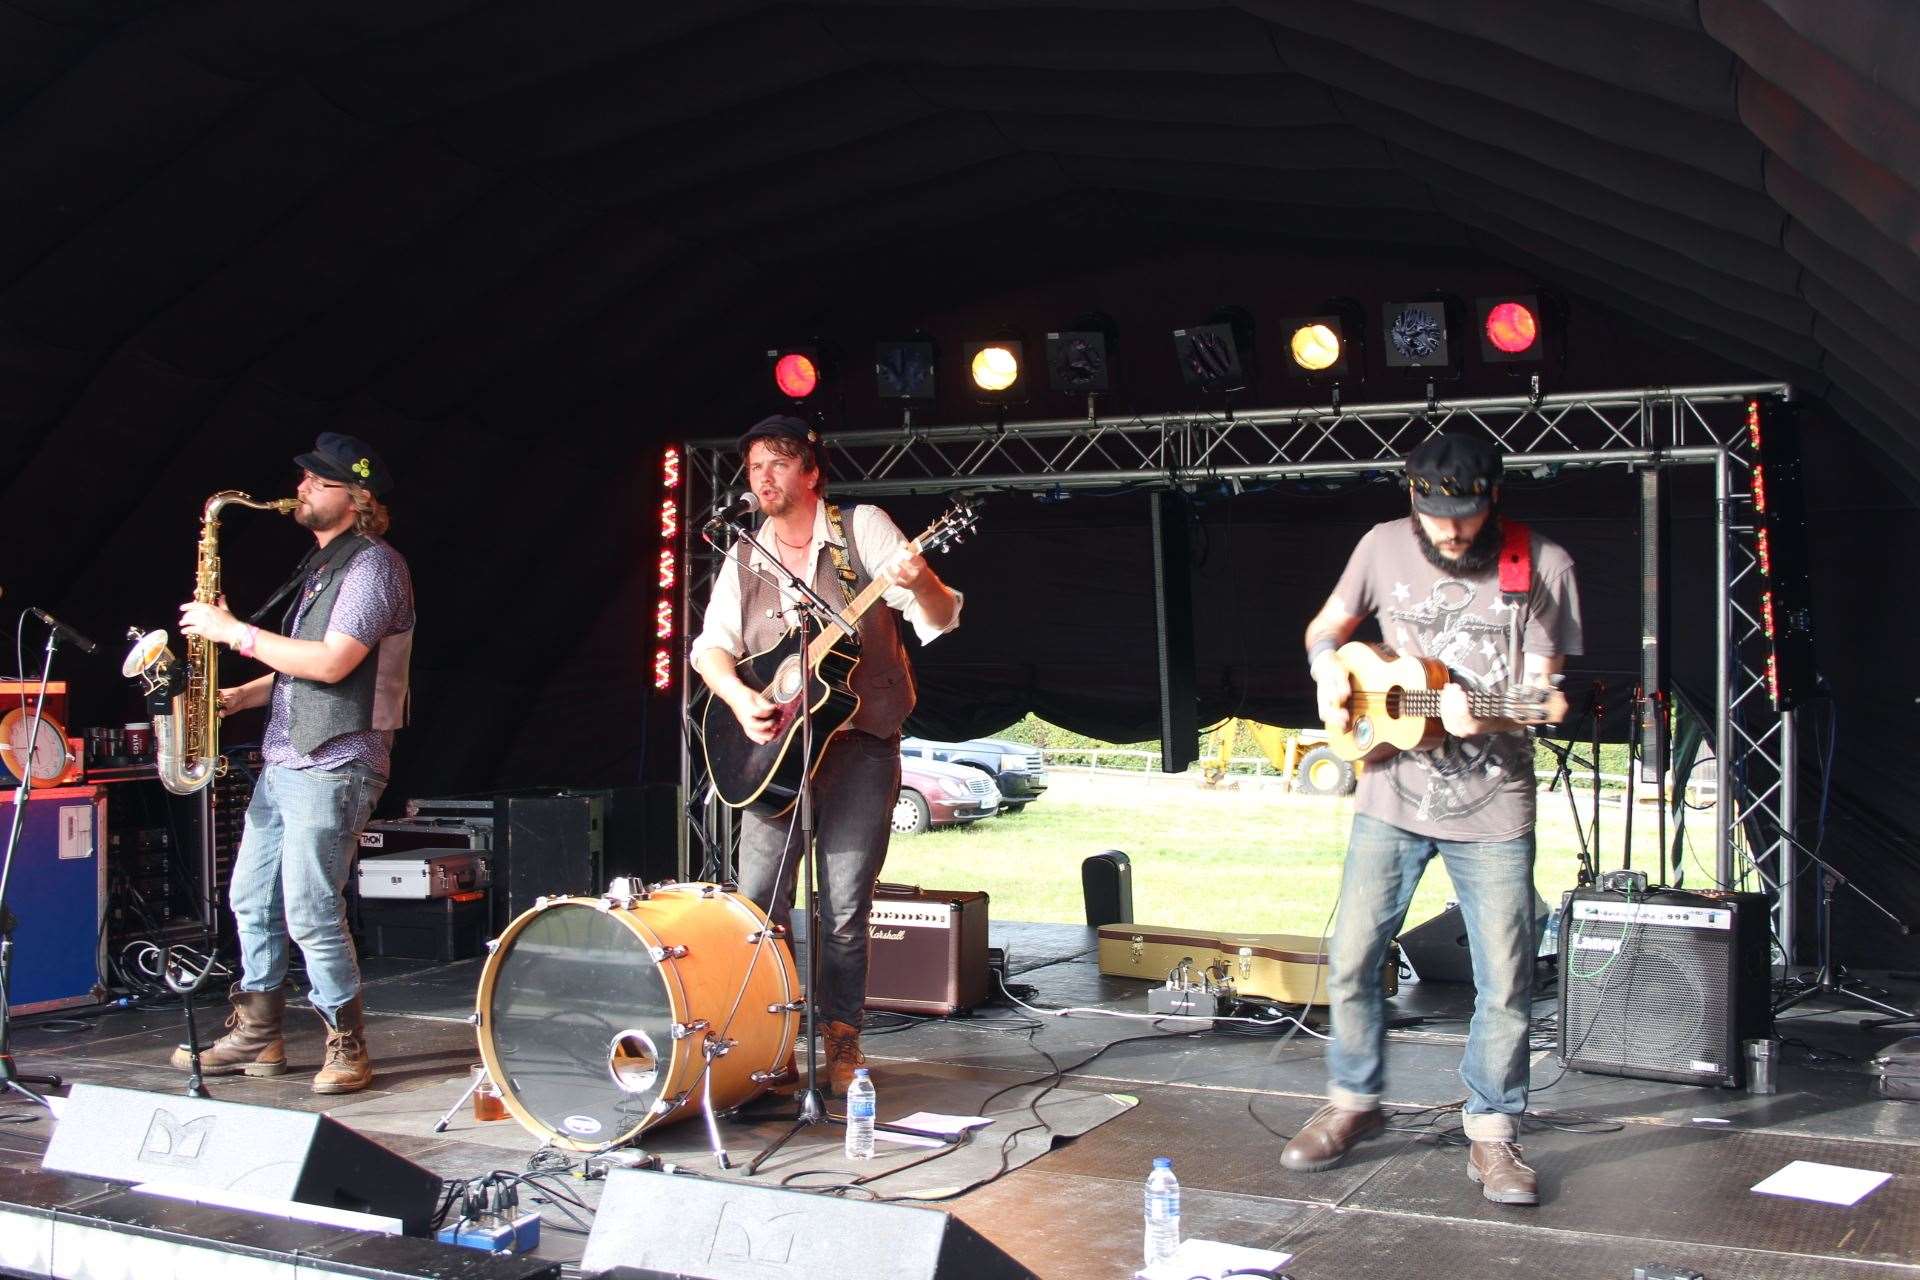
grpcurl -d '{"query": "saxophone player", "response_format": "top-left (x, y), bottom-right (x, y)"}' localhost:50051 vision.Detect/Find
top-left (172, 433), bottom-right (414, 1095)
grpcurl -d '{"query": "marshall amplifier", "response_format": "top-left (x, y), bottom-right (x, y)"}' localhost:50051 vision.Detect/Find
top-left (865, 885), bottom-right (991, 1016)
top-left (1558, 887), bottom-right (1772, 1088)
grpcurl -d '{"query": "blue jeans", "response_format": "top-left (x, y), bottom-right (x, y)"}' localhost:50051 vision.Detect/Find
top-left (736, 730), bottom-right (899, 1027)
top-left (230, 762), bottom-right (384, 1024)
top-left (1327, 813), bottom-right (1536, 1140)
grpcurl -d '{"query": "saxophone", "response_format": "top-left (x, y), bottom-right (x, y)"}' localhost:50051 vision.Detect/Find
top-left (123, 491), bottom-right (299, 795)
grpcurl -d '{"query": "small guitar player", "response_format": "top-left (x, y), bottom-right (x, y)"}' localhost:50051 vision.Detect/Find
top-left (691, 414), bottom-right (964, 1094)
top-left (1286, 433), bottom-right (1582, 1207)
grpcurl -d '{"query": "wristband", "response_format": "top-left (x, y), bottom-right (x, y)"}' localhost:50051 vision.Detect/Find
top-left (1307, 638), bottom-right (1337, 672)
top-left (236, 625), bottom-right (259, 658)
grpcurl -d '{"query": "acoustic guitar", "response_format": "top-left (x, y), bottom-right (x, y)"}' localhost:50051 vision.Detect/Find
top-left (1323, 640), bottom-right (1567, 763)
top-left (703, 500), bottom-right (979, 816)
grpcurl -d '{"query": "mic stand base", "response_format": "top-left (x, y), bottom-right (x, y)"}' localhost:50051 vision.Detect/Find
top-left (745, 1086), bottom-right (832, 1176)
top-left (1772, 875), bottom-right (1919, 1029)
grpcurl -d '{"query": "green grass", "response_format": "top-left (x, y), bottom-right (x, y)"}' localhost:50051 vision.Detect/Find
top-left (881, 768), bottom-right (1700, 936)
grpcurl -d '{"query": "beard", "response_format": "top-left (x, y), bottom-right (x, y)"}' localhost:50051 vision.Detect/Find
top-left (1414, 509), bottom-right (1504, 576)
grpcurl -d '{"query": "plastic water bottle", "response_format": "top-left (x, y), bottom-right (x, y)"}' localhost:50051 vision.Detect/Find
top-left (844, 1068), bottom-right (876, 1160)
top-left (1144, 1156), bottom-right (1180, 1266)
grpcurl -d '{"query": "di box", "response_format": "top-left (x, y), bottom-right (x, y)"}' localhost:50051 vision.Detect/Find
top-left (359, 891), bottom-right (490, 962)
top-left (1097, 922), bottom-right (1397, 1005)
top-left (865, 885), bottom-right (990, 1016)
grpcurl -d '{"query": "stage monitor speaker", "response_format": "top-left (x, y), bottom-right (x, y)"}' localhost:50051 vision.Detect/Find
top-left (1396, 903), bottom-right (1474, 983)
top-left (495, 791), bottom-right (605, 932)
top-left (580, 1168), bottom-right (1034, 1279)
top-left (1637, 466), bottom-right (1670, 784)
top-left (1558, 887), bottom-right (1772, 1088)
top-left (1149, 490), bottom-right (1197, 774)
top-left (1081, 849), bottom-right (1133, 927)
top-left (600, 783), bottom-right (682, 886)
top-left (41, 1083), bottom-right (442, 1236)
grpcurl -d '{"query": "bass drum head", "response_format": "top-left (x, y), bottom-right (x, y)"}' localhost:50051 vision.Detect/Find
top-left (480, 900), bottom-right (677, 1148)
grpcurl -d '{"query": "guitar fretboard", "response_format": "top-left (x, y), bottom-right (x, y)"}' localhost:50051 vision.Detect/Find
top-left (803, 538), bottom-right (921, 667)
top-left (1349, 689), bottom-right (1523, 718)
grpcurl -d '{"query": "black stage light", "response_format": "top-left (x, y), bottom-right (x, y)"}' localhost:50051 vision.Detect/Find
top-left (963, 329), bottom-right (1027, 402)
top-left (875, 334), bottom-right (937, 400)
top-left (1173, 305), bottom-right (1256, 393)
top-left (1046, 312), bottom-right (1119, 394)
top-left (1281, 298), bottom-right (1366, 382)
top-left (1383, 297), bottom-right (1461, 373)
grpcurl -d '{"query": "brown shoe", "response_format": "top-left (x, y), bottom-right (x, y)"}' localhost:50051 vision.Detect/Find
top-left (1280, 1102), bottom-right (1386, 1171)
top-left (311, 995), bottom-right (373, 1095)
top-left (171, 985), bottom-right (286, 1077)
top-left (1468, 1140), bottom-right (1539, 1205)
top-left (820, 1020), bottom-right (867, 1095)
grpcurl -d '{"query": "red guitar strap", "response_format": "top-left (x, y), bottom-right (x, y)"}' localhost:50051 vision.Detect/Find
top-left (1498, 519), bottom-right (1531, 683)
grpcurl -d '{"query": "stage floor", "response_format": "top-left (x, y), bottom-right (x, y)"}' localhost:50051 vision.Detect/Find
top-left (4, 921), bottom-right (1919, 1278)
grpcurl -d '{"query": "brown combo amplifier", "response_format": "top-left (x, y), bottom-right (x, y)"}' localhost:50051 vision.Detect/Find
top-left (864, 884), bottom-right (991, 1016)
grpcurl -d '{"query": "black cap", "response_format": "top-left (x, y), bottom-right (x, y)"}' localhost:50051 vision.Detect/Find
top-left (1405, 433), bottom-right (1501, 517)
top-left (294, 432), bottom-right (393, 497)
top-left (737, 413), bottom-right (821, 458)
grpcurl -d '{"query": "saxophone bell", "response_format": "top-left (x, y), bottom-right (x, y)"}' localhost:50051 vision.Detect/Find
top-left (121, 627), bottom-right (180, 700)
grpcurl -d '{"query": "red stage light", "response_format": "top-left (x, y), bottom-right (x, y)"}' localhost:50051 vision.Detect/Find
top-left (1745, 401), bottom-right (1762, 453)
top-left (1755, 526), bottom-right (1771, 575)
top-left (662, 445), bottom-right (681, 489)
top-left (657, 548), bottom-right (675, 591)
top-left (652, 648), bottom-right (672, 691)
top-left (1761, 590), bottom-right (1776, 639)
top-left (773, 352), bottom-right (819, 399)
top-left (1484, 302), bottom-right (1538, 354)
top-left (660, 497), bottom-right (679, 540)
top-left (1751, 463), bottom-right (1767, 514)
top-left (656, 598), bottom-right (674, 640)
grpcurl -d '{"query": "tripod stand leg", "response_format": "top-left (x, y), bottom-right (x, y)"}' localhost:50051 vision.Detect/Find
top-left (433, 1070), bottom-right (485, 1133)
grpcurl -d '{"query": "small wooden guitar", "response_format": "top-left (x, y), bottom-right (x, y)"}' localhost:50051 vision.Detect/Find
top-left (703, 501), bottom-right (979, 816)
top-left (1324, 641), bottom-right (1567, 763)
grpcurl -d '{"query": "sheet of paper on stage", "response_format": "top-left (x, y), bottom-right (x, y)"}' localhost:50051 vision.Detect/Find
top-left (1751, 1160), bottom-right (1891, 1206)
top-left (891, 1111), bottom-right (996, 1136)
top-left (1138, 1240), bottom-right (1293, 1280)
top-left (872, 1128), bottom-right (948, 1149)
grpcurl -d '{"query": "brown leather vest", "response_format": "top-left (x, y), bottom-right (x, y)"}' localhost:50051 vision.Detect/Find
top-left (736, 505), bottom-right (915, 737)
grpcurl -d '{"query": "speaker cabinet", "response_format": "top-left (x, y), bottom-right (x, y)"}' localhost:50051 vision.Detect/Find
top-left (41, 1084), bottom-right (442, 1235)
top-left (1396, 903), bottom-right (1474, 983)
top-left (580, 1168), bottom-right (1033, 1279)
top-left (1558, 888), bottom-right (1772, 1088)
top-left (494, 792), bottom-right (605, 931)
top-left (1149, 490), bottom-right (1197, 774)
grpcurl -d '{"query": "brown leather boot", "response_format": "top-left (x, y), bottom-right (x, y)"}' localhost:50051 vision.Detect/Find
top-left (171, 985), bottom-right (285, 1077)
top-left (1468, 1140), bottom-right (1539, 1205)
top-left (821, 1020), bottom-right (868, 1095)
top-left (1280, 1102), bottom-right (1386, 1171)
top-left (311, 995), bottom-right (373, 1095)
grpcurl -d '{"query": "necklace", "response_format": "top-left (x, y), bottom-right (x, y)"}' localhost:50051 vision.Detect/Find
top-left (774, 533), bottom-right (811, 551)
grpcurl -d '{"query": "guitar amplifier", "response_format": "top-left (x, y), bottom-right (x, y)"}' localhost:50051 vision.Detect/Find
top-left (864, 885), bottom-right (991, 1016)
top-left (1558, 887), bottom-right (1772, 1088)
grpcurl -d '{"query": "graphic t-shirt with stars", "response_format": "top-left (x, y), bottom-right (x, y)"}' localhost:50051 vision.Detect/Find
top-left (1330, 517), bottom-right (1582, 843)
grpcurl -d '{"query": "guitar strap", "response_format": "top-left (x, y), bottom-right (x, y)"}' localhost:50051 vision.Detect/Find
top-left (1497, 519), bottom-right (1532, 685)
top-left (822, 502), bottom-right (860, 609)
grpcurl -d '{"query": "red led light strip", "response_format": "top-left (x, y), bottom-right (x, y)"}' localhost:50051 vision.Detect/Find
top-left (653, 446), bottom-right (682, 691)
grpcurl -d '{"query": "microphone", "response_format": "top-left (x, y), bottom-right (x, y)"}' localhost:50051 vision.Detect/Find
top-left (28, 607), bottom-right (98, 655)
top-left (703, 492), bottom-right (758, 535)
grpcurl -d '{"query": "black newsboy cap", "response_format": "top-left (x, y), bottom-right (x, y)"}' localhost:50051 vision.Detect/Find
top-left (1405, 433), bottom-right (1502, 517)
top-left (294, 432), bottom-right (393, 497)
top-left (737, 414), bottom-right (821, 457)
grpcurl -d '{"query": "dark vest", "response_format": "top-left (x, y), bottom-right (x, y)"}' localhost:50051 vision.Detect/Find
top-left (284, 535), bottom-right (383, 756)
top-left (736, 506), bottom-right (915, 737)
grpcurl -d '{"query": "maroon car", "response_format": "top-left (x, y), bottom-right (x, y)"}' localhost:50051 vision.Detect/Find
top-left (893, 755), bottom-right (1004, 834)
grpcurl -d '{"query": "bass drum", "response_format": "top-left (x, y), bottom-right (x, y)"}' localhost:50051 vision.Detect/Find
top-left (475, 883), bottom-right (799, 1150)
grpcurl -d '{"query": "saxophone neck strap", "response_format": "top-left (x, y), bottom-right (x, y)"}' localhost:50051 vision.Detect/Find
top-left (253, 533), bottom-right (368, 629)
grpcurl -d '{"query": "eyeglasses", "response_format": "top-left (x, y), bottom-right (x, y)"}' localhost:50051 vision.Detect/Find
top-left (1408, 474), bottom-right (1490, 498)
top-left (298, 471), bottom-right (346, 491)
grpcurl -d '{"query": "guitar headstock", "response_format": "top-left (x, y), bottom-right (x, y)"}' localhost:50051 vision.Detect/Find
top-left (1508, 684), bottom-right (1570, 726)
top-left (916, 499), bottom-right (981, 555)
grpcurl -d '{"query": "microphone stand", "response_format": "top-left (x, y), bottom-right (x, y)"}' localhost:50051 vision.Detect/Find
top-left (0, 624), bottom-right (76, 1109)
top-left (696, 511), bottom-right (858, 1175)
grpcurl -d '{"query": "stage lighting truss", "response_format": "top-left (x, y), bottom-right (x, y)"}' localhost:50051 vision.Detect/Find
top-left (677, 381), bottom-right (1800, 905)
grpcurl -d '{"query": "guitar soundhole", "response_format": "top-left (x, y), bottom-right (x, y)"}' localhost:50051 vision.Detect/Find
top-left (771, 657), bottom-right (805, 703)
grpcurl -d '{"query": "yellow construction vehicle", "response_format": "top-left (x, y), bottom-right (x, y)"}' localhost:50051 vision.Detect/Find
top-left (1201, 718), bottom-right (1356, 795)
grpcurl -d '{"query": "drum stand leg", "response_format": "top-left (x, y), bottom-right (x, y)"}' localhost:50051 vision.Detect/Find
top-left (433, 1070), bottom-right (484, 1134)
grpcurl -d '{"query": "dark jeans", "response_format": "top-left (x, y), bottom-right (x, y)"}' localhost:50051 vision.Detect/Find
top-left (735, 730), bottom-right (899, 1026)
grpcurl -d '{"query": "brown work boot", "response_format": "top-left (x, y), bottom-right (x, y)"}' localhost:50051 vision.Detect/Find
top-left (1468, 1139), bottom-right (1540, 1205)
top-left (1280, 1102), bottom-right (1386, 1171)
top-left (821, 1020), bottom-right (868, 1095)
top-left (311, 995), bottom-right (373, 1095)
top-left (171, 985), bottom-right (286, 1077)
